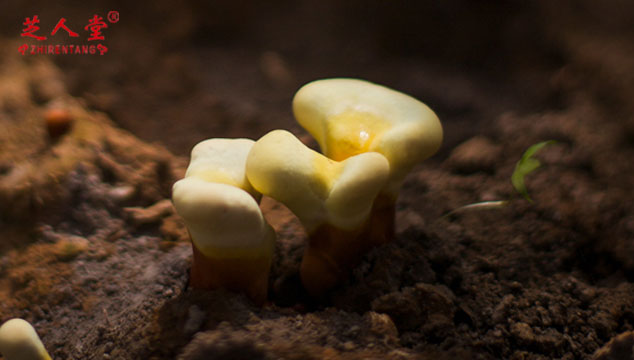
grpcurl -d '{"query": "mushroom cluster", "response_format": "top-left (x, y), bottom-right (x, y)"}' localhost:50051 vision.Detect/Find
top-left (172, 78), bottom-right (442, 302)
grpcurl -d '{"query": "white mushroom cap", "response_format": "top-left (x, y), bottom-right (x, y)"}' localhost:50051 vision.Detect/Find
top-left (172, 137), bottom-right (274, 258)
top-left (172, 178), bottom-right (273, 258)
top-left (185, 138), bottom-right (258, 198)
top-left (293, 78), bottom-right (443, 195)
top-left (0, 318), bottom-right (51, 360)
top-left (246, 130), bottom-right (389, 232)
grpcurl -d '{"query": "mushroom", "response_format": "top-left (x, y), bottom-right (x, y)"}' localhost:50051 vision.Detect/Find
top-left (172, 139), bottom-right (275, 305)
top-left (293, 78), bottom-right (443, 244)
top-left (246, 130), bottom-right (389, 295)
top-left (0, 318), bottom-right (51, 360)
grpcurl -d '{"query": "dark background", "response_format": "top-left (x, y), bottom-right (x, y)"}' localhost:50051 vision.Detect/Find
top-left (3, 1), bottom-right (632, 158)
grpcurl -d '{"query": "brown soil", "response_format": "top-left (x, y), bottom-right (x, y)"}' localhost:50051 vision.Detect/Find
top-left (1, 1), bottom-right (634, 359)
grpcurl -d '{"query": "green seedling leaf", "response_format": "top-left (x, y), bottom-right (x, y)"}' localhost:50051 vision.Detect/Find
top-left (511, 140), bottom-right (556, 202)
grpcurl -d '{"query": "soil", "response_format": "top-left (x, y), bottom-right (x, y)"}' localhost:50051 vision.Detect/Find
top-left (1, 1), bottom-right (634, 359)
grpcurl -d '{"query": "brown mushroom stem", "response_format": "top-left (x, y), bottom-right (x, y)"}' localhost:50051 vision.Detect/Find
top-left (300, 222), bottom-right (371, 296)
top-left (300, 193), bottom-right (397, 296)
top-left (367, 192), bottom-right (397, 246)
top-left (190, 244), bottom-right (271, 306)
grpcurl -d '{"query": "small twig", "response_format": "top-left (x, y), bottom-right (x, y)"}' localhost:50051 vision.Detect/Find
top-left (443, 200), bottom-right (509, 218)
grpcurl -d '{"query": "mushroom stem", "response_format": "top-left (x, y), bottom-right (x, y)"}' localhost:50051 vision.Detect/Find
top-left (300, 222), bottom-right (370, 296)
top-left (367, 191), bottom-right (397, 246)
top-left (301, 192), bottom-right (395, 295)
top-left (190, 242), bottom-right (272, 306)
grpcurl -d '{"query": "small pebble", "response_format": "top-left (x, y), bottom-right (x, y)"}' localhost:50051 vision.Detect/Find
top-left (44, 108), bottom-right (74, 140)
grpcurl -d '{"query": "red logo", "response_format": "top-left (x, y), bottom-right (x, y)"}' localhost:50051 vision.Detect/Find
top-left (85, 14), bottom-right (108, 41)
top-left (107, 11), bottom-right (119, 24)
top-left (51, 18), bottom-right (79, 37)
top-left (18, 12), bottom-right (118, 56)
top-left (21, 15), bottom-right (46, 40)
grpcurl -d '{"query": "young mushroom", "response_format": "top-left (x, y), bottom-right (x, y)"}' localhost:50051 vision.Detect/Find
top-left (0, 318), bottom-right (51, 360)
top-left (172, 139), bottom-right (275, 305)
top-left (293, 78), bottom-right (443, 244)
top-left (246, 130), bottom-right (389, 296)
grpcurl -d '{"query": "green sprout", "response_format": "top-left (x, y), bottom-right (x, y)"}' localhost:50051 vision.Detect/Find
top-left (511, 140), bottom-right (556, 202)
top-left (446, 140), bottom-right (556, 216)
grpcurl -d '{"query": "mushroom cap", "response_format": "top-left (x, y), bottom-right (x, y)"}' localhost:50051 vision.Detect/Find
top-left (0, 318), bottom-right (51, 360)
top-left (293, 78), bottom-right (443, 194)
top-left (185, 138), bottom-right (258, 197)
top-left (172, 178), bottom-right (273, 258)
top-left (246, 129), bottom-right (389, 232)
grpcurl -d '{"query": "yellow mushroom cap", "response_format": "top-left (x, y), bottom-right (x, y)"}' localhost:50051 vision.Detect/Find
top-left (246, 129), bottom-right (389, 232)
top-left (173, 137), bottom-right (274, 258)
top-left (185, 138), bottom-right (258, 198)
top-left (293, 78), bottom-right (443, 195)
top-left (172, 178), bottom-right (274, 258)
top-left (0, 318), bottom-right (51, 360)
